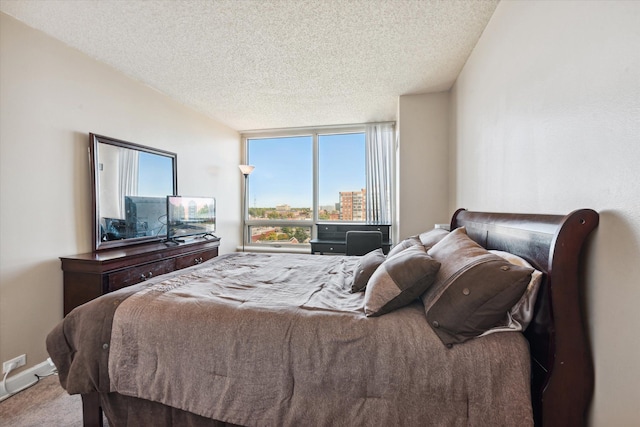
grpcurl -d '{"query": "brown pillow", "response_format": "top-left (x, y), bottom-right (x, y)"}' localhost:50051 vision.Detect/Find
top-left (482, 250), bottom-right (543, 334)
top-left (418, 228), bottom-right (449, 249)
top-left (422, 228), bottom-right (533, 346)
top-left (386, 236), bottom-right (421, 258)
top-left (351, 248), bottom-right (386, 293)
top-left (364, 245), bottom-right (440, 317)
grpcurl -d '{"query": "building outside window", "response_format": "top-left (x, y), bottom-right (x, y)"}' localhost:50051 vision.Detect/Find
top-left (339, 189), bottom-right (366, 221)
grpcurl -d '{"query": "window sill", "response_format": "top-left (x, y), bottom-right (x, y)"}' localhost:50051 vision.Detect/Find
top-left (235, 245), bottom-right (312, 255)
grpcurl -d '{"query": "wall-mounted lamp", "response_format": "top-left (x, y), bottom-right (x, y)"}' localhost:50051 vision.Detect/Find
top-left (239, 165), bottom-right (255, 251)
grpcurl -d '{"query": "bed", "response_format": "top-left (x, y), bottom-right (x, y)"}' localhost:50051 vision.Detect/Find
top-left (46, 208), bottom-right (599, 427)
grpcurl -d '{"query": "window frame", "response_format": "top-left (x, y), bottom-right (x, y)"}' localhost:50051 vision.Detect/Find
top-left (241, 124), bottom-right (367, 248)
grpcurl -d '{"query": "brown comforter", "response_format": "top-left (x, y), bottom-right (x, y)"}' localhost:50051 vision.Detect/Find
top-left (47, 252), bottom-right (533, 426)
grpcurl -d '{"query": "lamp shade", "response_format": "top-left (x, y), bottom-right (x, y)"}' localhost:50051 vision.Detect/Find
top-left (239, 165), bottom-right (255, 176)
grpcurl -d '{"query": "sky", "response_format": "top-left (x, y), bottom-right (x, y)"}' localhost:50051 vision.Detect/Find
top-left (247, 133), bottom-right (365, 208)
top-left (137, 151), bottom-right (174, 197)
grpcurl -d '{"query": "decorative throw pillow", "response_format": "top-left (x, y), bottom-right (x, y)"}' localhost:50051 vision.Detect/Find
top-left (351, 248), bottom-right (386, 293)
top-left (478, 250), bottom-right (543, 335)
top-left (418, 228), bottom-right (450, 249)
top-left (386, 236), bottom-right (422, 258)
top-left (422, 227), bottom-right (533, 347)
top-left (364, 245), bottom-right (441, 317)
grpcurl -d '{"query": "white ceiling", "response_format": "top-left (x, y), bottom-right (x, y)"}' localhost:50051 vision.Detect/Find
top-left (1, 0), bottom-right (498, 131)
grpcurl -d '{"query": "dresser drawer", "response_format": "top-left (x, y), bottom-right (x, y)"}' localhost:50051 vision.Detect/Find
top-left (108, 259), bottom-right (175, 292)
top-left (311, 242), bottom-right (345, 254)
top-left (317, 224), bottom-right (338, 233)
top-left (175, 248), bottom-right (219, 270)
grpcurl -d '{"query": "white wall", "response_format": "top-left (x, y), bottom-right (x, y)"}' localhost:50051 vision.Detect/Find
top-left (397, 92), bottom-right (450, 240)
top-left (0, 13), bottom-right (241, 374)
top-left (450, 1), bottom-right (640, 425)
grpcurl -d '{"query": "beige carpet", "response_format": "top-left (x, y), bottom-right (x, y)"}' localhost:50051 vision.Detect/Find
top-left (0, 374), bottom-right (94, 427)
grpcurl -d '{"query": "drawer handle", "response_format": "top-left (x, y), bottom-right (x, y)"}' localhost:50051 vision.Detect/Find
top-left (140, 272), bottom-right (153, 281)
top-left (194, 257), bottom-right (204, 264)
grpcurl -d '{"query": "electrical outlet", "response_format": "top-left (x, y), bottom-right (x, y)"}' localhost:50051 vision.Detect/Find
top-left (2, 354), bottom-right (26, 374)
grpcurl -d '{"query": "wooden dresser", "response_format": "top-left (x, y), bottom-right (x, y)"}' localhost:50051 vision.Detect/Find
top-left (310, 223), bottom-right (391, 254)
top-left (60, 237), bottom-right (220, 315)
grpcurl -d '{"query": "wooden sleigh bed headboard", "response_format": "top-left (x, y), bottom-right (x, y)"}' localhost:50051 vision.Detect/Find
top-left (451, 208), bottom-right (599, 426)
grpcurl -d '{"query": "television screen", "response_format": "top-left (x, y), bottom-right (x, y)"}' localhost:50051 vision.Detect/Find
top-left (167, 196), bottom-right (216, 240)
top-left (101, 196), bottom-right (167, 242)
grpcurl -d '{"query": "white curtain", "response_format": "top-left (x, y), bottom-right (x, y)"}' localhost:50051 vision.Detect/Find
top-left (365, 123), bottom-right (395, 224)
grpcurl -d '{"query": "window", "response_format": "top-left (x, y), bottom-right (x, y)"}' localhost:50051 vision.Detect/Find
top-left (318, 133), bottom-right (366, 221)
top-left (243, 124), bottom-right (391, 247)
top-left (246, 135), bottom-right (313, 220)
top-left (245, 135), bottom-right (313, 246)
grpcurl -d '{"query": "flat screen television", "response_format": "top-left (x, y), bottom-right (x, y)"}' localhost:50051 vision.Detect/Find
top-left (101, 196), bottom-right (167, 241)
top-left (167, 196), bottom-right (216, 241)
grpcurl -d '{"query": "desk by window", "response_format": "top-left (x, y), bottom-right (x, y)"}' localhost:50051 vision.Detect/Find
top-left (311, 223), bottom-right (391, 254)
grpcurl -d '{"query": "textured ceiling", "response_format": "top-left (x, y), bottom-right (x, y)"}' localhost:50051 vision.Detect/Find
top-left (1, 0), bottom-right (498, 131)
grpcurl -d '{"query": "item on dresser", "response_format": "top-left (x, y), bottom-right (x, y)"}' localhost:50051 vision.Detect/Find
top-left (166, 195), bottom-right (217, 242)
top-left (90, 133), bottom-right (178, 251)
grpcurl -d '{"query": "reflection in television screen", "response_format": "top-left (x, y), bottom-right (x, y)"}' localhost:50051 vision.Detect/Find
top-left (167, 196), bottom-right (216, 241)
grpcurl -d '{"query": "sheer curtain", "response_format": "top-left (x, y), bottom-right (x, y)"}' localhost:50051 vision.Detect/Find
top-left (365, 123), bottom-right (395, 224)
top-left (118, 149), bottom-right (139, 217)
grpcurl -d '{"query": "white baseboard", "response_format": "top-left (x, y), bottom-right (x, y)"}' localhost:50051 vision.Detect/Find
top-left (0, 358), bottom-right (57, 402)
